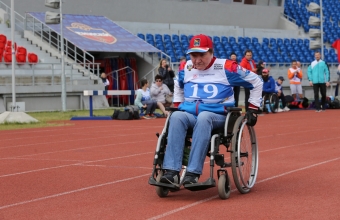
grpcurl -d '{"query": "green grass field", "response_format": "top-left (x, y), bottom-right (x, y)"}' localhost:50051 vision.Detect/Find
top-left (0, 109), bottom-right (116, 131)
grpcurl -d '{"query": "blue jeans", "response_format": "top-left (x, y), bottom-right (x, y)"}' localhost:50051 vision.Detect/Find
top-left (163, 111), bottom-right (226, 175)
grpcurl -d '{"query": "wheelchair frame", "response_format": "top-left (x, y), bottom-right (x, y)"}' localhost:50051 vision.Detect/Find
top-left (148, 107), bottom-right (259, 200)
top-left (262, 93), bottom-right (279, 113)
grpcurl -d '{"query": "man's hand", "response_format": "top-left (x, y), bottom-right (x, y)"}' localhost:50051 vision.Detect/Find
top-left (245, 109), bottom-right (258, 127)
top-left (246, 104), bottom-right (260, 126)
top-left (326, 82), bottom-right (330, 87)
top-left (309, 81), bottom-right (313, 86)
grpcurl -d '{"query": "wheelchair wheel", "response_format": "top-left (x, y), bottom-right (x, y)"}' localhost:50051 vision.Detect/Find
top-left (218, 173), bottom-right (231, 200)
top-left (155, 170), bottom-right (169, 197)
top-left (231, 116), bottom-right (259, 194)
top-left (269, 93), bottom-right (279, 113)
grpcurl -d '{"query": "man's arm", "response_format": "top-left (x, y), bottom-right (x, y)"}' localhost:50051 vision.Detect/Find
top-left (224, 61), bottom-right (263, 108)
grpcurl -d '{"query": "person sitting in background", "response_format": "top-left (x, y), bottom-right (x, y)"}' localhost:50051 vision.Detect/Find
top-left (134, 79), bottom-right (157, 119)
top-left (262, 69), bottom-right (276, 113)
top-left (150, 74), bottom-right (172, 117)
top-left (101, 73), bottom-right (110, 90)
top-left (262, 69), bottom-right (275, 95)
top-left (275, 76), bottom-right (290, 112)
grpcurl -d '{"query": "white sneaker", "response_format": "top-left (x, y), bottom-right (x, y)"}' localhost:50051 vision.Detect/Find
top-left (283, 106), bottom-right (290, 112)
top-left (275, 108), bottom-right (283, 113)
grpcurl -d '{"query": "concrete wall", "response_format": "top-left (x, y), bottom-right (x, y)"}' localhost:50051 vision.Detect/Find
top-left (1, 0), bottom-right (283, 29)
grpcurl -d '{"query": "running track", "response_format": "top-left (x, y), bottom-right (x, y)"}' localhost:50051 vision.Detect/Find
top-left (1, 110), bottom-right (340, 219)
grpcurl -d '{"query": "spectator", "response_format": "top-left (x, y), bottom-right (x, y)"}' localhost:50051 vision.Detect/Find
top-left (288, 60), bottom-right (304, 101)
top-left (134, 79), bottom-right (157, 119)
top-left (307, 51), bottom-right (330, 112)
top-left (262, 69), bottom-right (276, 113)
top-left (256, 61), bottom-right (266, 76)
top-left (158, 59), bottom-right (175, 93)
top-left (230, 52), bottom-right (240, 107)
top-left (335, 64), bottom-right (340, 96)
top-left (160, 34), bottom-right (262, 187)
top-left (240, 49), bottom-right (257, 111)
top-left (275, 76), bottom-right (290, 112)
top-left (101, 73), bottom-right (110, 90)
top-left (179, 56), bottom-right (186, 72)
top-left (150, 74), bottom-right (172, 117)
top-left (296, 61), bottom-right (302, 68)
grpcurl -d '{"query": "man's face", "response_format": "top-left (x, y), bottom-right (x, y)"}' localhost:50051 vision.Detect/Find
top-left (315, 53), bottom-right (321, 60)
top-left (277, 79), bottom-right (283, 85)
top-left (230, 55), bottom-right (237, 61)
top-left (245, 52), bottom-right (252, 60)
top-left (189, 52), bottom-right (213, 70)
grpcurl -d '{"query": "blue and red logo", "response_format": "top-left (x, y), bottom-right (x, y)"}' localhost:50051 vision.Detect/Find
top-left (67, 23), bottom-right (117, 44)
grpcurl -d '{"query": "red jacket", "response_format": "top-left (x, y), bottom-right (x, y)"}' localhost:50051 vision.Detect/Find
top-left (240, 57), bottom-right (256, 71)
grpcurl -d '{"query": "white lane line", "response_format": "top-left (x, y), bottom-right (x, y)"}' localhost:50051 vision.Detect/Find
top-left (0, 152), bottom-right (153, 178)
top-left (0, 127), bottom-right (148, 142)
top-left (1, 134), bottom-right (339, 178)
top-left (148, 157), bottom-right (340, 220)
top-left (0, 174), bottom-right (150, 210)
top-left (75, 164), bottom-right (151, 170)
top-left (0, 139), bottom-right (155, 160)
top-left (0, 132), bottom-right (152, 150)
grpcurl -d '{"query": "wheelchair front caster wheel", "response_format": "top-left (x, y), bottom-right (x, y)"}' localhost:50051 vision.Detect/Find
top-left (155, 171), bottom-right (169, 197)
top-left (218, 173), bottom-right (231, 200)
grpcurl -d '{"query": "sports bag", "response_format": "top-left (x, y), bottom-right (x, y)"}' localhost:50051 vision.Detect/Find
top-left (112, 109), bottom-right (133, 120)
top-left (124, 105), bottom-right (140, 119)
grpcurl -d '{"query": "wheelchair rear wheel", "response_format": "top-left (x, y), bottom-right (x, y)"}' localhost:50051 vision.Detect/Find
top-left (269, 93), bottom-right (279, 113)
top-left (231, 116), bottom-right (259, 194)
top-left (155, 170), bottom-right (169, 197)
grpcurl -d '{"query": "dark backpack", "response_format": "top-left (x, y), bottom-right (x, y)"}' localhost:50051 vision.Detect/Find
top-left (125, 105), bottom-right (140, 119)
top-left (329, 98), bottom-right (340, 109)
top-left (112, 109), bottom-right (133, 120)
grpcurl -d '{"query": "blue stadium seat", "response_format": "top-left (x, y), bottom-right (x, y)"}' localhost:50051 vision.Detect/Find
top-left (172, 34), bottom-right (179, 42)
top-left (137, 33), bottom-right (145, 40)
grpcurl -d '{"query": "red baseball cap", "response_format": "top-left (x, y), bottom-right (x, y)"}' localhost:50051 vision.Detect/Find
top-left (187, 34), bottom-right (213, 54)
top-left (262, 69), bottom-right (270, 73)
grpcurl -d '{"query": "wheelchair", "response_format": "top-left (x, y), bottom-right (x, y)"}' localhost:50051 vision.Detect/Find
top-left (148, 107), bottom-right (259, 200)
top-left (262, 93), bottom-right (279, 113)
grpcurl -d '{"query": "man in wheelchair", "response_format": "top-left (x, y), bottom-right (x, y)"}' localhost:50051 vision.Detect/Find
top-left (261, 68), bottom-right (279, 113)
top-left (158, 34), bottom-right (263, 189)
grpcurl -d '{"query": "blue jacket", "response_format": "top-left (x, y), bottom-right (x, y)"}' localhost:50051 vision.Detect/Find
top-left (262, 76), bottom-right (276, 93)
top-left (307, 60), bottom-right (330, 84)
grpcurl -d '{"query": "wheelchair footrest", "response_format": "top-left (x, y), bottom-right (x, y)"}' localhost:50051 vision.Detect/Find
top-left (184, 177), bottom-right (216, 191)
top-left (148, 176), bottom-right (180, 191)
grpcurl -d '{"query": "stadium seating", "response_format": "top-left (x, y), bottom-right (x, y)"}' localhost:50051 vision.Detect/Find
top-left (140, 33), bottom-right (335, 64)
top-left (28, 53), bottom-right (38, 63)
top-left (284, 0), bottom-right (339, 46)
top-left (16, 46), bottom-right (27, 63)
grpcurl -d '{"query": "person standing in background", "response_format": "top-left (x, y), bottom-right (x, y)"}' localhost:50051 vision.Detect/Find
top-left (230, 52), bottom-right (240, 107)
top-left (240, 50), bottom-right (257, 111)
top-left (101, 73), bottom-right (110, 90)
top-left (307, 51), bottom-right (330, 112)
top-left (288, 60), bottom-right (304, 101)
top-left (158, 59), bottom-right (175, 93)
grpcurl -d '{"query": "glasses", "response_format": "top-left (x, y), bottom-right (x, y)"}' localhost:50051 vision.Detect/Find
top-left (156, 80), bottom-right (162, 82)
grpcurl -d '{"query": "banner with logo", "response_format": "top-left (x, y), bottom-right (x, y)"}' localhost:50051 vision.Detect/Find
top-left (28, 12), bottom-right (160, 53)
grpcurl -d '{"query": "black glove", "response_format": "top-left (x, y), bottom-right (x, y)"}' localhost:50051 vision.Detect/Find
top-left (245, 109), bottom-right (260, 127)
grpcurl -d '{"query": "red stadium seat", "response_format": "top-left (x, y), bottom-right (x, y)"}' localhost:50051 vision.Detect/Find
top-left (0, 34), bottom-right (6, 44)
top-left (16, 46), bottom-right (27, 63)
top-left (6, 40), bottom-right (17, 50)
top-left (3, 51), bottom-right (12, 62)
top-left (27, 53), bottom-right (38, 63)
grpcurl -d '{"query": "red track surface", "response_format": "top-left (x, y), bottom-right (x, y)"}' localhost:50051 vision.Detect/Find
top-left (1, 110), bottom-right (340, 219)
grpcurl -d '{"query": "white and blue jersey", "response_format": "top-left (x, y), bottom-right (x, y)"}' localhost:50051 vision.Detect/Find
top-left (138, 88), bottom-right (151, 101)
top-left (176, 58), bottom-right (263, 116)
